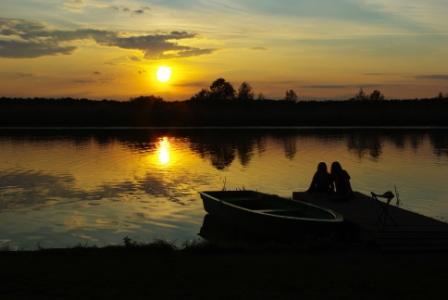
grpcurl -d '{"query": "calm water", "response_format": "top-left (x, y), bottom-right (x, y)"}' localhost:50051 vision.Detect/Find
top-left (1, 129), bottom-right (448, 250)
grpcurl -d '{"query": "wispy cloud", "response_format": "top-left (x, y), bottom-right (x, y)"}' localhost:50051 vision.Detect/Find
top-left (302, 83), bottom-right (403, 89)
top-left (63, 0), bottom-right (151, 15)
top-left (63, 0), bottom-right (87, 10)
top-left (0, 18), bottom-right (215, 59)
top-left (415, 74), bottom-right (448, 81)
top-left (109, 5), bottom-right (151, 15)
top-left (364, 73), bottom-right (388, 76)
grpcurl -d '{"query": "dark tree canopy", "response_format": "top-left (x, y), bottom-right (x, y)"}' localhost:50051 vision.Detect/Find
top-left (370, 90), bottom-right (385, 101)
top-left (209, 78), bottom-right (236, 101)
top-left (284, 89), bottom-right (298, 102)
top-left (130, 95), bottom-right (164, 104)
top-left (237, 82), bottom-right (254, 101)
top-left (190, 89), bottom-right (211, 102)
top-left (354, 88), bottom-right (368, 101)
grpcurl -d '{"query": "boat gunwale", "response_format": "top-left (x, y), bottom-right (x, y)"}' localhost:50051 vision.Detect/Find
top-left (200, 191), bottom-right (344, 223)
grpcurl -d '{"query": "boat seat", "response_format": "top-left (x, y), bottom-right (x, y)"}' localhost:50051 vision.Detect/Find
top-left (254, 209), bottom-right (290, 213)
top-left (229, 198), bottom-right (299, 211)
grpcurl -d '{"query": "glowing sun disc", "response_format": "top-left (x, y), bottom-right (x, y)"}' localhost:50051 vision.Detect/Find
top-left (156, 66), bottom-right (172, 83)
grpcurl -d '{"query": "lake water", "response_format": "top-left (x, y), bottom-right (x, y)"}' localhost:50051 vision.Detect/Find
top-left (1, 129), bottom-right (448, 250)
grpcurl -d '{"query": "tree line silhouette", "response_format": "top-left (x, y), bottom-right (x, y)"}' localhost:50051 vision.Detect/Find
top-left (0, 78), bottom-right (447, 126)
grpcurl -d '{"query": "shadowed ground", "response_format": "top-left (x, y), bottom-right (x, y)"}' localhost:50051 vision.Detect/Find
top-left (1, 248), bottom-right (447, 299)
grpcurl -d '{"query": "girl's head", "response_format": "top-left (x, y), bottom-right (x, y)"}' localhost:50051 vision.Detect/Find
top-left (331, 161), bottom-right (343, 174)
top-left (317, 162), bottom-right (328, 173)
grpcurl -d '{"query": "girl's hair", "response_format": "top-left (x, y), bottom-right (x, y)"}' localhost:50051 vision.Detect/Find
top-left (331, 161), bottom-right (342, 174)
top-left (317, 162), bottom-right (327, 172)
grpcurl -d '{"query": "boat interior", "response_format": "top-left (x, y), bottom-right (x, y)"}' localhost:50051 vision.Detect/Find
top-left (203, 191), bottom-right (336, 220)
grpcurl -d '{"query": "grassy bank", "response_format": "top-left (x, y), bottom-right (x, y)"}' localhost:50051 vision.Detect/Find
top-left (1, 240), bottom-right (446, 299)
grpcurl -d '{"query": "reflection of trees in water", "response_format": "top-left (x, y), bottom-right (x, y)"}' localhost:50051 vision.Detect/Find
top-left (188, 131), bottom-right (305, 169)
top-left (256, 138), bottom-right (267, 155)
top-left (345, 131), bottom-right (433, 160)
top-left (114, 130), bottom-right (448, 165)
top-left (108, 131), bottom-right (161, 153)
top-left (389, 134), bottom-right (406, 149)
top-left (1, 129), bottom-right (447, 170)
top-left (429, 132), bottom-right (448, 157)
top-left (237, 142), bottom-right (253, 166)
top-left (282, 137), bottom-right (297, 160)
top-left (190, 139), bottom-right (236, 170)
top-left (188, 133), bottom-right (258, 170)
top-left (270, 135), bottom-right (298, 160)
top-left (409, 133), bottom-right (425, 152)
top-left (347, 133), bottom-right (383, 160)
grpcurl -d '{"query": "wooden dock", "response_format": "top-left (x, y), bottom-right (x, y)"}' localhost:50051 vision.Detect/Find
top-left (293, 192), bottom-right (448, 252)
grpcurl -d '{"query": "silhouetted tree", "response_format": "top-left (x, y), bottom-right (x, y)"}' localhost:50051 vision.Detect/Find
top-left (210, 78), bottom-right (235, 101)
top-left (370, 90), bottom-right (385, 101)
top-left (237, 82), bottom-right (254, 101)
top-left (190, 89), bottom-right (211, 102)
top-left (284, 90), bottom-right (298, 102)
top-left (437, 92), bottom-right (445, 100)
top-left (257, 93), bottom-right (266, 101)
top-left (354, 88), bottom-right (368, 101)
top-left (130, 95), bottom-right (164, 104)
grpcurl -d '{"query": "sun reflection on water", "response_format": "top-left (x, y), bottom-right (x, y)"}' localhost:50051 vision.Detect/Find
top-left (157, 137), bottom-right (171, 166)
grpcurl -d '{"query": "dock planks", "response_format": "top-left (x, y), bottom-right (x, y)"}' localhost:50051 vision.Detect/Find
top-left (293, 192), bottom-right (448, 252)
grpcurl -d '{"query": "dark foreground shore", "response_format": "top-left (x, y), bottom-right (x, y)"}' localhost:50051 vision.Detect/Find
top-left (1, 243), bottom-right (447, 299)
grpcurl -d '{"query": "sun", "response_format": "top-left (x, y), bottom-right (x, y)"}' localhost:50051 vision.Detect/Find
top-left (156, 66), bottom-right (172, 83)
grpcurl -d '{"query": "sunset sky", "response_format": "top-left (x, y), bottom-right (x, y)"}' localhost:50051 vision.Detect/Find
top-left (1, 0), bottom-right (447, 100)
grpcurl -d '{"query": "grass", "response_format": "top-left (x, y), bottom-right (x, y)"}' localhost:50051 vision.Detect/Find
top-left (1, 245), bottom-right (447, 299)
top-left (0, 238), bottom-right (446, 299)
top-left (6, 234), bottom-right (353, 255)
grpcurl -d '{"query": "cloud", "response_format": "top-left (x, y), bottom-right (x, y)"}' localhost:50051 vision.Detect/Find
top-left (251, 47), bottom-right (267, 51)
top-left (173, 81), bottom-right (209, 88)
top-left (415, 74), bottom-right (448, 80)
top-left (129, 55), bottom-right (142, 62)
top-left (16, 72), bottom-right (34, 78)
top-left (0, 72), bottom-right (35, 78)
top-left (0, 18), bottom-right (214, 59)
top-left (64, 0), bottom-right (87, 10)
top-left (301, 83), bottom-right (399, 89)
top-left (110, 5), bottom-right (150, 15)
top-left (0, 40), bottom-right (76, 58)
top-left (302, 84), bottom-right (355, 89)
top-left (64, 1), bottom-right (151, 15)
top-left (364, 73), bottom-right (387, 76)
top-left (72, 76), bottom-right (109, 84)
top-left (72, 79), bottom-right (94, 84)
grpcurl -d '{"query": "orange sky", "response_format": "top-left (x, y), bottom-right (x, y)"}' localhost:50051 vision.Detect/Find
top-left (1, 0), bottom-right (448, 100)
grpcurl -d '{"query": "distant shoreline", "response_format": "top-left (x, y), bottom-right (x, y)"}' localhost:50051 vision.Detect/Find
top-left (1, 97), bottom-right (448, 127)
top-left (1, 126), bottom-right (448, 130)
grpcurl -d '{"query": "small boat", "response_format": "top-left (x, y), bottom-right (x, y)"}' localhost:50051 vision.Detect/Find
top-left (200, 191), bottom-right (343, 237)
